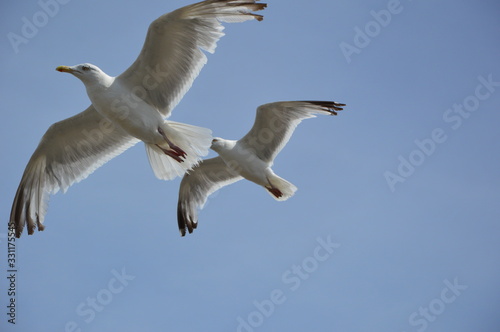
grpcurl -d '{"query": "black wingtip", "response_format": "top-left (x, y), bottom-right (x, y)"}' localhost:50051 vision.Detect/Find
top-left (301, 100), bottom-right (346, 115)
top-left (177, 200), bottom-right (198, 237)
top-left (177, 200), bottom-right (187, 237)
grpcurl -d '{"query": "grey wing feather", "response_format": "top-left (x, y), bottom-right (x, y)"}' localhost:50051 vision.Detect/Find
top-left (177, 156), bottom-right (242, 236)
top-left (117, 0), bottom-right (266, 118)
top-left (10, 106), bottom-right (139, 237)
top-left (238, 101), bottom-right (345, 163)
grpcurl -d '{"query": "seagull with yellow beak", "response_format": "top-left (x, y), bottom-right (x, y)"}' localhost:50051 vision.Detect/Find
top-left (10, 0), bottom-right (266, 238)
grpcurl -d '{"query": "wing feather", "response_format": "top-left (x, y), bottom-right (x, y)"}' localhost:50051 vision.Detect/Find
top-left (177, 157), bottom-right (242, 236)
top-left (117, 0), bottom-right (266, 118)
top-left (238, 101), bottom-right (345, 163)
top-left (10, 106), bottom-right (139, 237)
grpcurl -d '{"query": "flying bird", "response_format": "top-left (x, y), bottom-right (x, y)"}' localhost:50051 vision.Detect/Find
top-left (10, 0), bottom-right (266, 238)
top-left (177, 100), bottom-right (346, 236)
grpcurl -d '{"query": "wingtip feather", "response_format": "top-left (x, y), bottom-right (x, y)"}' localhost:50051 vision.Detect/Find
top-left (177, 198), bottom-right (198, 237)
top-left (300, 100), bottom-right (347, 115)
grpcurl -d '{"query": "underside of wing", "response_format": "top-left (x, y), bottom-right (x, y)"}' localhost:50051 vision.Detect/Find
top-left (118, 0), bottom-right (266, 118)
top-left (177, 156), bottom-right (242, 236)
top-left (10, 105), bottom-right (139, 237)
top-left (238, 101), bottom-right (345, 162)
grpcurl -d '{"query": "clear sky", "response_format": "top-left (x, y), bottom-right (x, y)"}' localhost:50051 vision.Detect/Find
top-left (1, 0), bottom-right (500, 331)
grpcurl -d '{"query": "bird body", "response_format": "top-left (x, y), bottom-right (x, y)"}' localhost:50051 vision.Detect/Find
top-left (214, 139), bottom-right (267, 182)
top-left (60, 63), bottom-right (199, 155)
top-left (79, 67), bottom-right (163, 143)
top-left (211, 138), bottom-right (278, 192)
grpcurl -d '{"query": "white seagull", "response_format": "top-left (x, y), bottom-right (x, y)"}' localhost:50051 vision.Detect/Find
top-left (10, 0), bottom-right (266, 238)
top-left (177, 100), bottom-right (346, 236)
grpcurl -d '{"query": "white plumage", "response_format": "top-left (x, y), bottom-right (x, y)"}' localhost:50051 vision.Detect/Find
top-left (177, 101), bottom-right (345, 236)
top-left (10, 0), bottom-right (266, 237)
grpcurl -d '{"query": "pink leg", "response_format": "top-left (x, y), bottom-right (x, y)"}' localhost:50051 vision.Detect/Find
top-left (266, 186), bottom-right (283, 199)
top-left (155, 144), bottom-right (184, 163)
top-left (157, 127), bottom-right (187, 162)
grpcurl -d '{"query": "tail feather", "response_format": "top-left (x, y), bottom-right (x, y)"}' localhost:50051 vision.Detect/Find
top-left (146, 144), bottom-right (186, 180)
top-left (266, 174), bottom-right (297, 201)
top-left (146, 121), bottom-right (212, 180)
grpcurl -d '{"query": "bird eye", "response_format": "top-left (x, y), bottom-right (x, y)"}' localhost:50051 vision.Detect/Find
top-left (82, 65), bottom-right (90, 71)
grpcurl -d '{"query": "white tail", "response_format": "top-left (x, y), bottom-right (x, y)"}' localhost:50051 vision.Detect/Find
top-left (265, 173), bottom-right (297, 201)
top-left (146, 121), bottom-right (212, 180)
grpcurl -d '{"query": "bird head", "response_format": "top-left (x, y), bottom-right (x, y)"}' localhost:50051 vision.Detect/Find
top-left (56, 63), bottom-right (110, 86)
top-left (210, 137), bottom-right (231, 153)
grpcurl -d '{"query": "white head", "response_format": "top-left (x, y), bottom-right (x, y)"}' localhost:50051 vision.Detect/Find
top-left (56, 63), bottom-right (111, 87)
top-left (211, 137), bottom-right (234, 153)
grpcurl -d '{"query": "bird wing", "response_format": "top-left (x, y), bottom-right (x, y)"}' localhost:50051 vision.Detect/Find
top-left (177, 156), bottom-right (243, 236)
top-left (117, 0), bottom-right (266, 118)
top-left (238, 101), bottom-right (345, 163)
top-left (10, 105), bottom-right (139, 237)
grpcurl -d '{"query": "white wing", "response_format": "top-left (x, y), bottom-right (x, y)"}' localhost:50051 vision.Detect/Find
top-left (10, 106), bottom-right (139, 237)
top-left (177, 157), bottom-right (243, 236)
top-left (117, 0), bottom-right (266, 118)
top-left (238, 101), bottom-right (345, 163)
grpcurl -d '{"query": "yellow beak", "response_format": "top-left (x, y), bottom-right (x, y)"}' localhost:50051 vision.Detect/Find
top-left (56, 65), bottom-right (73, 73)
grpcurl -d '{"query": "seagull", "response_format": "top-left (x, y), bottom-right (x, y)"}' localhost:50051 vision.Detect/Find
top-left (177, 100), bottom-right (346, 236)
top-left (10, 0), bottom-right (266, 238)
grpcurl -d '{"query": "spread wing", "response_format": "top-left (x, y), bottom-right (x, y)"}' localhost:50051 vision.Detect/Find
top-left (10, 106), bottom-right (139, 237)
top-left (238, 101), bottom-right (345, 163)
top-left (117, 0), bottom-right (266, 118)
top-left (177, 157), bottom-right (243, 236)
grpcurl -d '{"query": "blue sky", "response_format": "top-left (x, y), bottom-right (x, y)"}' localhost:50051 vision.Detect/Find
top-left (1, 0), bottom-right (500, 331)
